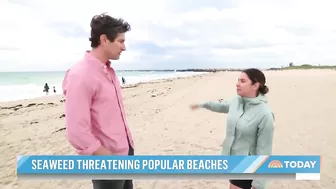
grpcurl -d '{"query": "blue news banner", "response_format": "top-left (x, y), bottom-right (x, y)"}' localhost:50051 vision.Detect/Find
top-left (17, 155), bottom-right (321, 176)
top-left (17, 155), bottom-right (320, 176)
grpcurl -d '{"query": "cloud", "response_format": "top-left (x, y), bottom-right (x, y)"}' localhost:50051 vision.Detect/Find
top-left (1, 0), bottom-right (336, 71)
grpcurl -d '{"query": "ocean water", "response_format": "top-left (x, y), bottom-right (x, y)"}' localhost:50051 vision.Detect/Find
top-left (0, 71), bottom-right (204, 102)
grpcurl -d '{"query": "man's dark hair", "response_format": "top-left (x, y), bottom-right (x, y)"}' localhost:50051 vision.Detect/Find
top-left (89, 13), bottom-right (131, 48)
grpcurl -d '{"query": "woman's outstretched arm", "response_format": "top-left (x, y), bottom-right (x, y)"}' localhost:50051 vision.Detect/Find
top-left (198, 100), bottom-right (230, 113)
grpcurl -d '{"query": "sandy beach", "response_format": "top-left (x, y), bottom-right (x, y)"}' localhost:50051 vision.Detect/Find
top-left (1, 69), bottom-right (335, 189)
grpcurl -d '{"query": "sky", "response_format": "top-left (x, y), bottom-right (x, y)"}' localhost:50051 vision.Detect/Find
top-left (1, 0), bottom-right (336, 71)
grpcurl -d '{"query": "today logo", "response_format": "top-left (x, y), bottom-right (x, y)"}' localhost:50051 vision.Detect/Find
top-left (268, 160), bottom-right (283, 168)
top-left (268, 160), bottom-right (316, 169)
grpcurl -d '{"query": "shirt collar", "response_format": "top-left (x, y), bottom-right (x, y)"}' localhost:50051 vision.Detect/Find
top-left (84, 50), bottom-right (111, 70)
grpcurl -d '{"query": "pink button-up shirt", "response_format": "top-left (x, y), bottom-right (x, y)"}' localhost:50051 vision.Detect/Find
top-left (62, 51), bottom-right (134, 155)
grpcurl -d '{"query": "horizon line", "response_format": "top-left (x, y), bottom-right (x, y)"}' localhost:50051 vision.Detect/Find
top-left (1, 65), bottom-right (335, 73)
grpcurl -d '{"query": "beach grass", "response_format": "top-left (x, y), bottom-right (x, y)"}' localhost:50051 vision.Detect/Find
top-left (268, 64), bottom-right (336, 71)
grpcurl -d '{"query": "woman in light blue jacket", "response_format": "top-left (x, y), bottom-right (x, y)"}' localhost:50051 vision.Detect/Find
top-left (190, 68), bottom-right (275, 189)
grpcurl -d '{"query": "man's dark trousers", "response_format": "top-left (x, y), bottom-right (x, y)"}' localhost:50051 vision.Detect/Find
top-left (92, 145), bottom-right (134, 189)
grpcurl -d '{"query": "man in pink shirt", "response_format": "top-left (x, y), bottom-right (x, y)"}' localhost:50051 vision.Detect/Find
top-left (62, 13), bottom-right (134, 189)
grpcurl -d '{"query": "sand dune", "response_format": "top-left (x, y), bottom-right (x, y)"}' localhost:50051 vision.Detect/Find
top-left (1, 70), bottom-right (335, 189)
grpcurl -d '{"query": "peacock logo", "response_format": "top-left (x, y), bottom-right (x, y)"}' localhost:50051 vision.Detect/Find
top-left (268, 160), bottom-right (283, 168)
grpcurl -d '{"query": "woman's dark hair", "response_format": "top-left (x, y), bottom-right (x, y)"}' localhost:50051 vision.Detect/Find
top-left (242, 68), bottom-right (269, 95)
top-left (89, 13), bottom-right (131, 48)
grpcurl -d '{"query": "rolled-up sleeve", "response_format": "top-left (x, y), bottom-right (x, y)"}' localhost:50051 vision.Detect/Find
top-left (63, 72), bottom-right (102, 155)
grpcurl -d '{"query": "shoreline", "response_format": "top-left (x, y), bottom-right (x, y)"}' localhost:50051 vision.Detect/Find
top-left (2, 68), bottom-right (335, 105)
top-left (0, 72), bottom-right (210, 104)
top-left (0, 72), bottom-right (212, 106)
top-left (1, 68), bottom-right (335, 103)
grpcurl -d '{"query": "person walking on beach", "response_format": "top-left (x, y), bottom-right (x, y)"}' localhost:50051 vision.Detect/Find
top-left (190, 68), bottom-right (275, 189)
top-left (53, 86), bottom-right (56, 93)
top-left (62, 13), bottom-right (134, 189)
top-left (122, 77), bottom-right (126, 85)
top-left (43, 83), bottom-right (49, 95)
